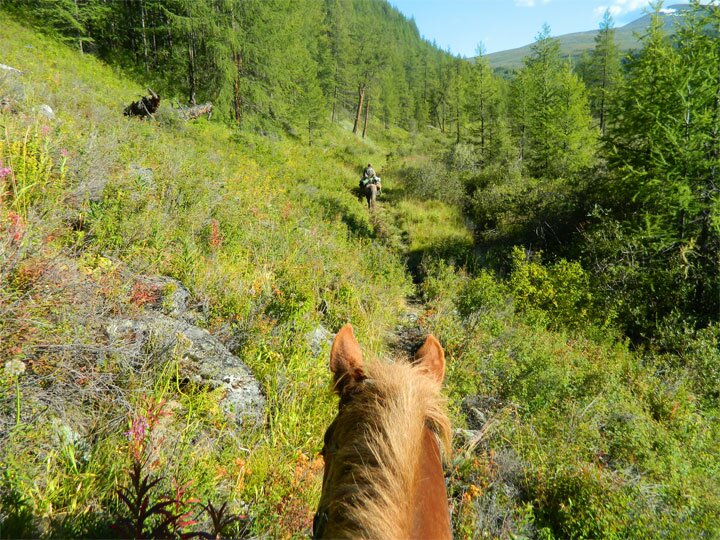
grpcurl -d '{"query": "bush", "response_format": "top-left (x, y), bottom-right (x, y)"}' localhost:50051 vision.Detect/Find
top-left (401, 161), bottom-right (465, 205)
top-left (457, 270), bottom-right (508, 318)
top-left (508, 246), bottom-right (614, 331)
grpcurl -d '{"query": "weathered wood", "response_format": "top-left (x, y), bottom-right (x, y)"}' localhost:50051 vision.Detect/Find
top-left (123, 88), bottom-right (160, 118)
top-left (182, 102), bottom-right (212, 120)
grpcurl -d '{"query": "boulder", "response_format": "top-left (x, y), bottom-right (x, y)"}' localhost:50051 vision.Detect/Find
top-left (129, 164), bottom-right (155, 189)
top-left (37, 104), bottom-right (55, 120)
top-left (106, 314), bottom-right (265, 427)
top-left (0, 64), bottom-right (22, 74)
top-left (305, 325), bottom-right (333, 356)
top-left (136, 275), bottom-right (192, 319)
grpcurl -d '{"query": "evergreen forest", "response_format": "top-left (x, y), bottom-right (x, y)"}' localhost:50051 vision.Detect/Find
top-left (1, 0), bottom-right (719, 537)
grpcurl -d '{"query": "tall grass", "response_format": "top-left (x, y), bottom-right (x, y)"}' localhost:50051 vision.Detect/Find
top-left (0, 16), bottom-right (411, 538)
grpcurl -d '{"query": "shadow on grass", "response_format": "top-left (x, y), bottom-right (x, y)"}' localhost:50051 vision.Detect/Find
top-left (406, 236), bottom-right (477, 283)
top-left (316, 189), bottom-right (375, 239)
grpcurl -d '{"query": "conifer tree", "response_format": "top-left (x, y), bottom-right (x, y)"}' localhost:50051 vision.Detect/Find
top-left (604, 1), bottom-right (720, 324)
top-left (465, 43), bottom-right (506, 162)
top-left (511, 25), bottom-right (596, 179)
top-left (584, 10), bottom-right (622, 134)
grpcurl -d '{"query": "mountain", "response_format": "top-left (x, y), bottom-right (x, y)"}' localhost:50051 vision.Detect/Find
top-left (484, 4), bottom-right (693, 71)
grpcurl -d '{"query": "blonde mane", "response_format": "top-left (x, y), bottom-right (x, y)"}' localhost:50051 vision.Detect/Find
top-left (318, 359), bottom-right (452, 539)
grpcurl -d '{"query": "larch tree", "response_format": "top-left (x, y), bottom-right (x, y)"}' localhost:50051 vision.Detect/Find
top-left (583, 9), bottom-right (622, 135)
top-left (511, 24), bottom-right (596, 179)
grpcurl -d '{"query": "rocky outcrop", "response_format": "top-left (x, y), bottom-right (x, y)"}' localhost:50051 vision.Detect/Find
top-left (106, 277), bottom-right (265, 427)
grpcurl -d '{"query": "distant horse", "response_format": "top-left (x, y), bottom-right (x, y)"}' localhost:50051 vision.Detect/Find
top-left (313, 324), bottom-right (452, 539)
top-left (364, 182), bottom-right (378, 210)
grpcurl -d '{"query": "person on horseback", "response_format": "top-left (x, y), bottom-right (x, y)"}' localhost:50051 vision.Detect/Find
top-left (363, 163), bottom-right (376, 181)
top-left (359, 163), bottom-right (381, 195)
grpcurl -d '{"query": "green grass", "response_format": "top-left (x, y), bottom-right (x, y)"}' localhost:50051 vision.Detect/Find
top-left (0, 15), bottom-right (413, 538)
top-left (2, 10), bottom-right (719, 540)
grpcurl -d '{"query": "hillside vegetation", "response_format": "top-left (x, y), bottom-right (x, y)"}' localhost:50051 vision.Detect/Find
top-left (0, 15), bottom-right (416, 537)
top-left (2, 1), bottom-right (720, 539)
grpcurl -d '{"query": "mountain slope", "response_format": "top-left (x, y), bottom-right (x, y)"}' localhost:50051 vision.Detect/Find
top-left (0, 14), bottom-right (418, 537)
top-left (485, 4), bottom-right (693, 70)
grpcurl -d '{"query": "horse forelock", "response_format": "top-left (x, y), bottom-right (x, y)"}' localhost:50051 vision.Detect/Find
top-left (317, 359), bottom-right (451, 539)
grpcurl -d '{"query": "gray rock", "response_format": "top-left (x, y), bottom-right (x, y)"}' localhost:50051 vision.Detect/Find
top-left (306, 325), bottom-right (332, 356)
top-left (139, 275), bottom-right (191, 318)
top-left (0, 64), bottom-right (22, 74)
top-left (129, 164), bottom-right (154, 189)
top-left (462, 395), bottom-right (504, 430)
top-left (106, 314), bottom-right (265, 427)
top-left (37, 104), bottom-right (54, 120)
top-left (51, 418), bottom-right (91, 464)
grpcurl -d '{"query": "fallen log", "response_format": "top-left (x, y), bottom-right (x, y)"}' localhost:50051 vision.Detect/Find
top-left (179, 102), bottom-right (213, 121)
top-left (123, 88), bottom-right (160, 118)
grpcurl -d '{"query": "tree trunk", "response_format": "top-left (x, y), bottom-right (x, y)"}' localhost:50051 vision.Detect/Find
top-left (233, 50), bottom-right (242, 124)
top-left (455, 62), bottom-right (461, 144)
top-left (188, 34), bottom-right (196, 105)
top-left (140, 0), bottom-right (149, 72)
top-left (332, 63), bottom-right (340, 123)
top-left (362, 97), bottom-right (370, 138)
top-left (353, 84), bottom-right (365, 134)
top-left (455, 93), bottom-right (461, 144)
top-left (332, 85), bottom-right (338, 123)
top-left (73, 0), bottom-right (83, 53)
top-left (599, 52), bottom-right (608, 135)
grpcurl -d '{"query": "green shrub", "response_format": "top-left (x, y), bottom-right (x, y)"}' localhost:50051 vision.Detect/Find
top-left (400, 161), bottom-right (465, 205)
top-left (508, 246), bottom-right (614, 331)
top-left (457, 270), bottom-right (508, 318)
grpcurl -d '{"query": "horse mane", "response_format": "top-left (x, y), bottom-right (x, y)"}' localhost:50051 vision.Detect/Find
top-left (320, 358), bottom-right (451, 539)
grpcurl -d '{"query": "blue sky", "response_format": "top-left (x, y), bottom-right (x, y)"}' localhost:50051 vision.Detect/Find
top-left (389, 0), bottom-right (676, 56)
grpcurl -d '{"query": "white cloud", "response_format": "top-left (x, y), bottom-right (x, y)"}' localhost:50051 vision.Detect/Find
top-left (515, 0), bottom-right (551, 7)
top-left (593, 0), bottom-right (652, 18)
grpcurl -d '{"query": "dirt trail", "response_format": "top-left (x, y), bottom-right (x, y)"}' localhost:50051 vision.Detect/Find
top-left (386, 296), bottom-right (427, 361)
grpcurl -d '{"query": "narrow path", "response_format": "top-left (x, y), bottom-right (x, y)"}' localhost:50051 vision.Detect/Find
top-left (387, 296), bottom-right (426, 361)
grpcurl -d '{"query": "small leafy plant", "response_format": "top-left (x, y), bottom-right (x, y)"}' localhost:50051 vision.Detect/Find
top-left (113, 397), bottom-right (198, 539)
top-left (114, 461), bottom-right (198, 539)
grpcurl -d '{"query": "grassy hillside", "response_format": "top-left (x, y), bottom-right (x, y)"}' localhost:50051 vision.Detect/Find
top-left (2, 10), bottom-right (720, 540)
top-left (485, 4), bottom-right (693, 70)
top-left (0, 15), bottom-right (418, 538)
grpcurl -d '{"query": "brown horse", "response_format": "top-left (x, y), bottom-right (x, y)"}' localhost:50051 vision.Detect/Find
top-left (364, 182), bottom-right (378, 210)
top-left (313, 324), bottom-right (452, 539)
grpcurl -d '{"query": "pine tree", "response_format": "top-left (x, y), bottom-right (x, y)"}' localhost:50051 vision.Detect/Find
top-left (583, 10), bottom-right (622, 134)
top-left (511, 25), bottom-right (596, 179)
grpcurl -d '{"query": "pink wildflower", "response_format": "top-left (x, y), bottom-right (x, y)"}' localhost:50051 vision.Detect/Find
top-left (7, 212), bottom-right (25, 244)
top-left (41, 124), bottom-right (50, 135)
top-left (126, 416), bottom-right (148, 443)
top-left (0, 167), bottom-right (11, 180)
top-left (125, 416), bottom-right (149, 461)
top-left (60, 148), bottom-right (69, 157)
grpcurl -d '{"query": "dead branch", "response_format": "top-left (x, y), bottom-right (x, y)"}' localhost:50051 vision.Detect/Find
top-left (178, 101), bottom-right (213, 121)
top-left (123, 88), bottom-right (160, 118)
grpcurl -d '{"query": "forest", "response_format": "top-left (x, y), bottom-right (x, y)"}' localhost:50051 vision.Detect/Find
top-left (1, 0), bottom-right (719, 538)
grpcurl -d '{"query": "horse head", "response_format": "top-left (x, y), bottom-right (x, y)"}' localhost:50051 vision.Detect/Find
top-left (314, 324), bottom-right (451, 539)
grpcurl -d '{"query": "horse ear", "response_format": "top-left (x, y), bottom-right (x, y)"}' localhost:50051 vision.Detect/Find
top-left (330, 324), bottom-right (365, 393)
top-left (415, 335), bottom-right (445, 383)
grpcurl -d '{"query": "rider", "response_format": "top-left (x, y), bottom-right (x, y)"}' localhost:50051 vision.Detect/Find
top-left (363, 163), bottom-right (376, 181)
top-left (360, 163), bottom-right (381, 194)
